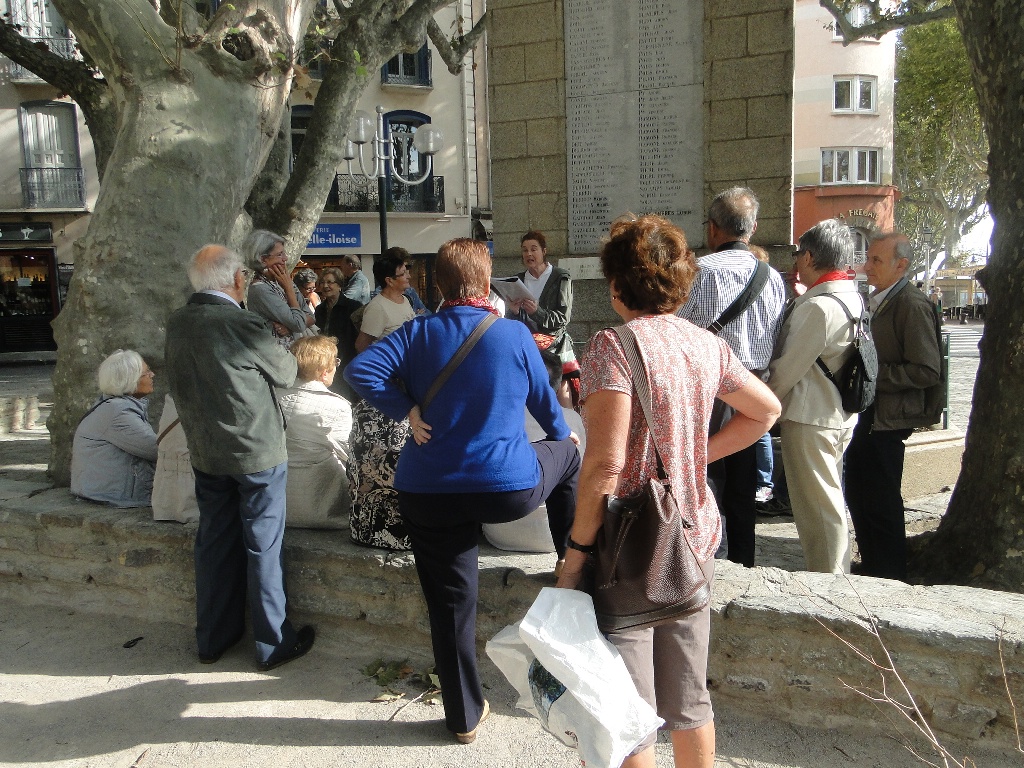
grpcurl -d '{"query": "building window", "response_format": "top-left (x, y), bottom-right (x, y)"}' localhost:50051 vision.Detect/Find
top-left (833, 76), bottom-right (877, 113)
top-left (381, 45), bottom-right (432, 87)
top-left (821, 147), bottom-right (880, 185)
top-left (851, 228), bottom-right (869, 264)
top-left (833, 3), bottom-right (872, 39)
top-left (19, 101), bottom-right (85, 208)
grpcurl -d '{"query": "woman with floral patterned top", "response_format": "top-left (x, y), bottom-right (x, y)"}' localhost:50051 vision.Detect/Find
top-left (555, 214), bottom-right (780, 768)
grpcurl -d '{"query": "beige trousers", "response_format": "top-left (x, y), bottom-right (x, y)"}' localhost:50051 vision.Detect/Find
top-left (780, 420), bottom-right (854, 574)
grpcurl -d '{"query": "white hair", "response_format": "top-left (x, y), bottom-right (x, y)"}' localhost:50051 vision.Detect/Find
top-left (98, 349), bottom-right (146, 396)
top-left (242, 229), bottom-right (285, 272)
top-left (187, 245), bottom-right (243, 292)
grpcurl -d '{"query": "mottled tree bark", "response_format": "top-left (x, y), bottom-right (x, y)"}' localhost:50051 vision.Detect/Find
top-left (909, 0), bottom-right (1024, 591)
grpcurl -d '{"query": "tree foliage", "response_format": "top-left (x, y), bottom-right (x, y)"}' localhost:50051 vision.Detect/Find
top-left (894, 18), bottom-right (987, 273)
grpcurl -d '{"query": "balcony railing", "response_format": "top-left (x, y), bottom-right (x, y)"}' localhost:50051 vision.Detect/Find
top-left (20, 167), bottom-right (86, 209)
top-left (8, 37), bottom-right (77, 82)
top-left (329, 175), bottom-right (445, 214)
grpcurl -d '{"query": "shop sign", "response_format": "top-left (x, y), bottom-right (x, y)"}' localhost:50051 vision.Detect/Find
top-left (0, 222), bottom-right (52, 242)
top-left (307, 223), bottom-right (361, 248)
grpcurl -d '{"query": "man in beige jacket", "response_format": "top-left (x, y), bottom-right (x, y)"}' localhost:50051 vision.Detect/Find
top-left (768, 219), bottom-right (863, 573)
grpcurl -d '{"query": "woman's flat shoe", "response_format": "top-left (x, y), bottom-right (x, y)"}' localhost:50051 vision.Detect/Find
top-left (455, 699), bottom-right (490, 744)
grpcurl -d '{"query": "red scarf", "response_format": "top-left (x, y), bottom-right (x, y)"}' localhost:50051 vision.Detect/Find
top-left (440, 296), bottom-right (501, 316)
top-left (811, 270), bottom-right (849, 288)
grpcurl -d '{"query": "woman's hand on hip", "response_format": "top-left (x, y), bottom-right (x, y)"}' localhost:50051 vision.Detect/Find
top-left (408, 405), bottom-right (432, 445)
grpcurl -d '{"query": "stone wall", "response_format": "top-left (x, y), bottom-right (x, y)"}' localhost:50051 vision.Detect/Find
top-left (487, 0), bottom-right (795, 343)
top-left (2, 490), bottom-right (1022, 748)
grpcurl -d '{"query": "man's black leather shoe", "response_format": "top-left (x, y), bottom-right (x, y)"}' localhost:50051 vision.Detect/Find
top-left (256, 625), bottom-right (315, 672)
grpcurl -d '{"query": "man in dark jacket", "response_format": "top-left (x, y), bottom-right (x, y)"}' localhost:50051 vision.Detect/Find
top-left (845, 232), bottom-right (943, 581)
top-left (166, 244), bottom-right (314, 670)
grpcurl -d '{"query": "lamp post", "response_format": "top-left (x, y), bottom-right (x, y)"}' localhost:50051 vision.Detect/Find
top-left (343, 105), bottom-right (444, 257)
top-left (921, 224), bottom-right (934, 296)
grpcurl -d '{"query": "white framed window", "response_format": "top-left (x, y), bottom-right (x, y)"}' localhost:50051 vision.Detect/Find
top-left (851, 228), bottom-right (869, 264)
top-left (18, 101), bottom-right (85, 208)
top-left (821, 147), bottom-right (880, 185)
top-left (833, 75), bottom-right (877, 113)
top-left (833, 3), bottom-right (872, 39)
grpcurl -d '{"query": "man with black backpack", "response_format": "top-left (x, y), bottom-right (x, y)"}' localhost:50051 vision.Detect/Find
top-left (677, 187), bottom-right (786, 567)
top-left (845, 232), bottom-right (943, 581)
top-left (767, 219), bottom-right (865, 574)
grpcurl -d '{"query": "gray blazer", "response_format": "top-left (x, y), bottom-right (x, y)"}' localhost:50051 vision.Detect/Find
top-left (165, 293), bottom-right (298, 476)
top-left (70, 395), bottom-right (157, 508)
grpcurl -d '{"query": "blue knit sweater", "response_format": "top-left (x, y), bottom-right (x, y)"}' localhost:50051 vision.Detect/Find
top-left (344, 306), bottom-right (569, 493)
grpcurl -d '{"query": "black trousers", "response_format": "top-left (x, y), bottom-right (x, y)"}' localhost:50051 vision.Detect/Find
top-left (708, 443), bottom-right (758, 567)
top-left (398, 438), bottom-right (580, 733)
top-left (844, 412), bottom-right (912, 581)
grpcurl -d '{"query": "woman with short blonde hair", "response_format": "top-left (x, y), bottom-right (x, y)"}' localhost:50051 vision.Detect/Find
top-left (279, 335), bottom-right (352, 529)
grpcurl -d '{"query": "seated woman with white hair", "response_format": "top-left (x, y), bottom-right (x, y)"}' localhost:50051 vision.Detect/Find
top-left (71, 349), bottom-right (159, 508)
top-left (278, 335), bottom-right (352, 528)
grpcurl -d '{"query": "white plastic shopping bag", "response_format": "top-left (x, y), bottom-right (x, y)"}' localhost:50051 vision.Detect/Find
top-left (486, 587), bottom-right (663, 768)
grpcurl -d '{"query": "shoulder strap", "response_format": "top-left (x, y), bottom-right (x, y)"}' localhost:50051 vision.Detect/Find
top-left (814, 291), bottom-right (867, 378)
top-left (157, 417), bottom-right (181, 446)
top-left (611, 325), bottom-right (668, 482)
top-left (420, 313), bottom-right (497, 415)
top-left (707, 260), bottom-right (770, 335)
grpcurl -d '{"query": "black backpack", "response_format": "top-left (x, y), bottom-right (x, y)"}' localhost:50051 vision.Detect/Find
top-left (815, 293), bottom-right (878, 413)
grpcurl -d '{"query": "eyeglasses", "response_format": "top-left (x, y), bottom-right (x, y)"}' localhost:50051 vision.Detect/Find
top-left (334, 358), bottom-right (342, 368)
top-left (141, 370), bottom-right (155, 379)
top-left (240, 268), bottom-right (252, 279)
top-left (322, 279), bottom-right (338, 286)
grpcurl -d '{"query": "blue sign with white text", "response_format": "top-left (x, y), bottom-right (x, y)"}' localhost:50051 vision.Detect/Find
top-left (307, 223), bottom-right (361, 249)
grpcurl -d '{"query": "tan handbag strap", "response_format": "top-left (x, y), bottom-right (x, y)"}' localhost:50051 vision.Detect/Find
top-left (611, 325), bottom-right (668, 482)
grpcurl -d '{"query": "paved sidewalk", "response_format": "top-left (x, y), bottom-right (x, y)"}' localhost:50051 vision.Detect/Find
top-left (3, 601), bottom-right (1016, 768)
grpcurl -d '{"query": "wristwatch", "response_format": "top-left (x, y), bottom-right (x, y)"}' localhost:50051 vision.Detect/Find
top-left (566, 536), bottom-right (595, 555)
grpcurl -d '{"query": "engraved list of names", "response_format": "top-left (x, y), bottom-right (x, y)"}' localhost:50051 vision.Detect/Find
top-left (565, 0), bottom-right (704, 254)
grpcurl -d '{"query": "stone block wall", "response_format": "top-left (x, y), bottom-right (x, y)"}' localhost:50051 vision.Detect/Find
top-left (487, 0), bottom-right (567, 278)
top-left (3, 492), bottom-right (1024, 749)
top-left (705, 0), bottom-right (794, 250)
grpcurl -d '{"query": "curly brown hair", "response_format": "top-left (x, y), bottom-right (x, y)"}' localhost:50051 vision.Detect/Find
top-left (600, 214), bottom-right (697, 314)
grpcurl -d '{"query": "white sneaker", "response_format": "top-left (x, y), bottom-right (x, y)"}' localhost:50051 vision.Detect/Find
top-left (755, 487), bottom-right (773, 504)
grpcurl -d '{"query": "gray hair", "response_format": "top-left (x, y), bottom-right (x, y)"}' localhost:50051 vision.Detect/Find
top-left (294, 268), bottom-right (317, 286)
top-left (187, 245), bottom-right (243, 292)
top-left (869, 231), bottom-right (914, 263)
top-left (799, 219), bottom-right (854, 271)
top-left (98, 349), bottom-right (146, 397)
top-left (243, 229), bottom-right (285, 272)
top-left (708, 187), bottom-right (759, 239)
top-left (341, 254), bottom-right (361, 269)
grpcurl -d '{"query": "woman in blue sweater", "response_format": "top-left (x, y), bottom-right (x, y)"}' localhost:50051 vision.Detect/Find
top-left (345, 238), bottom-right (580, 744)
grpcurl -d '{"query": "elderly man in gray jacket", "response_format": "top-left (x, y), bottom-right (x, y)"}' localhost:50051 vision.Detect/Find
top-left (845, 232), bottom-right (942, 581)
top-left (165, 244), bottom-right (314, 671)
top-left (768, 219), bottom-right (863, 574)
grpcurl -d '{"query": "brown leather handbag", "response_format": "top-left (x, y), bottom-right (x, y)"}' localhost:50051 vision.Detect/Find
top-left (593, 325), bottom-right (711, 634)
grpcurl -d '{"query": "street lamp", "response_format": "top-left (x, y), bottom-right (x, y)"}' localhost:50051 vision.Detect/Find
top-left (921, 225), bottom-right (934, 295)
top-left (343, 105), bottom-right (444, 256)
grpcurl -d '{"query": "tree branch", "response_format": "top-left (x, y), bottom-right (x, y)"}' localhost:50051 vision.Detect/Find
top-left (427, 11), bottom-right (487, 75)
top-left (0, 20), bottom-right (117, 179)
top-left (819, 0), bottom-right (956, 44)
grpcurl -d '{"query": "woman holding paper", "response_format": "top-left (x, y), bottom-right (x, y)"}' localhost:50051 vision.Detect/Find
top-left (508, 231), bottom-right (578, 390)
